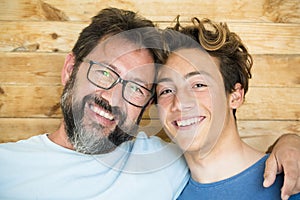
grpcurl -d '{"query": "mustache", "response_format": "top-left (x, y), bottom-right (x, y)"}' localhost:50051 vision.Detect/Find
top-left (83, 94), bottom-right (125, 122)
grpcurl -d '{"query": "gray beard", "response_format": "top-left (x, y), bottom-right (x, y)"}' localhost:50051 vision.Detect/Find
top-left (71, 109), bottom-right (138, 154)
top-left (61, 86), bottom-right (138, 154)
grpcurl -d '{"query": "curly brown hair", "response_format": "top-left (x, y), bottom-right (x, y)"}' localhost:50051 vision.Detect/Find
top-left (163, 16), bottom-right (253, 96)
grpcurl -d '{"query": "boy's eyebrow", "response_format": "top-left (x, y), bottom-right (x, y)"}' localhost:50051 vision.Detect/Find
top-left (185, 70), bottom-right (212, 79)
top-left (184, 71), bottom-right (201, 79)
top-left (157, 70), bottom-right (212, 84)
top-left (156, 77), bottom-right (173, 84)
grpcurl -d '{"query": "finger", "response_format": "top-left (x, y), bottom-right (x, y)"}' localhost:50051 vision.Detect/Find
top-left (281, 194), bottom-right (289, 200)
top-left (280, 160), bottom-right (298, 199)
top-left (263, 154), bottom-right (278, 188)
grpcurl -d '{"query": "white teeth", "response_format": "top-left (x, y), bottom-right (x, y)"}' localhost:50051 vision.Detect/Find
top-left (90, 105), bottom-right (114, 121)
top-left (176, 117), bottom-right (203, 127)
top-left (104, 112), bottom-right (113, 120)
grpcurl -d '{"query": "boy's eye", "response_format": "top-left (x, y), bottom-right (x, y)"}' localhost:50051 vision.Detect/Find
top-left (159, 89), bottom-right (174, 96)
top-left (193, 83), bottom-right (207, 88)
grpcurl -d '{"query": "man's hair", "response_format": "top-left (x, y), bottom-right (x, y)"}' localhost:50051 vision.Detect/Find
top-left (163, 17), bottom-right (253, 96)
top-left (71, 7), bottom-right (165, 73)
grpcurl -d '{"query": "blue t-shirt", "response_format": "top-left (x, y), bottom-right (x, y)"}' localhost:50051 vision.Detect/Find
top-left (178, 155), bottom-right (300, 200)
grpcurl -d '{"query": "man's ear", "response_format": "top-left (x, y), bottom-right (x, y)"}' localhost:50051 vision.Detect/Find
top-left (61, 53), bottom-right (75, 85)
top-left (229, 83), bottom-right (244, 109)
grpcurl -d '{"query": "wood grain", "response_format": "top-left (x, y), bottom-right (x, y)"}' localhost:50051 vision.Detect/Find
top-left (0, 85), bottom-right (63, 118)
top-left (0, 118), bottom-right (61, 143)
top-left (0, 52), bottom-right (65, 85)
top-left (1, 0), bottom-right (299, 23)
top-left (0, 21), bottom-right (299, 54)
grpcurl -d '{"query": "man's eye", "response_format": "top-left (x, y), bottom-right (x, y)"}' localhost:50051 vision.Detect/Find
top-left (102, 70), bottom-right (110, 77)
top-left (130, 84), bottom-right (146, 96)
top-left (131, 85), bottom-right (141, 92)
top-left (97, 69), bottom-right (112, 78)
top-left (95, 69), bottom-right (113, 79)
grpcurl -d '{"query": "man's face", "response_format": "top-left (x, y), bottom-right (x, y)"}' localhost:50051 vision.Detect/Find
top-left (156, 48), bottom-right (227, 157)
top-left (61, 37), bottom-right (156, 154)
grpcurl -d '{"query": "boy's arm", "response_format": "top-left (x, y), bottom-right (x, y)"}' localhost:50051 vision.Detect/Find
top-left (263, 134), bottom-right (300, 200)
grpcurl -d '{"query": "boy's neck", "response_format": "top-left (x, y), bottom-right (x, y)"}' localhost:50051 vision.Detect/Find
top-left (184, 117), bottom-right (264, 184)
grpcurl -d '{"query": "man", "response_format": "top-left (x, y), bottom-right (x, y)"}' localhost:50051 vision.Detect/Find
top-left (0, 8), bottom-right (299, 200)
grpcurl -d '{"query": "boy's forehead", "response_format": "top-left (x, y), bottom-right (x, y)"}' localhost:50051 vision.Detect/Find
top-left (162, 48), bottom-right (221, 79)
top-left (158, 65), bottom-right (211, 84)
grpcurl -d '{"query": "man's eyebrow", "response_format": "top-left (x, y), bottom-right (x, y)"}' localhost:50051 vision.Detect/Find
top-left (103, 62), bottom-right (121, 74)
top-left (104, 63), bottom-right (150, 85)
top-left (131, 77), bottom-right (152, 86)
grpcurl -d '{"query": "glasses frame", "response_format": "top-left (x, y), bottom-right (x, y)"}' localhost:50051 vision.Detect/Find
top-left (83, 58), bottom-right (154, 108)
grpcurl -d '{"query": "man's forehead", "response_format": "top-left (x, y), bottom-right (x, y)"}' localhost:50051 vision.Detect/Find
top-left (88, 38), bottom-right (153, 69)
top-left (92, 37), bottom-right (146, 60)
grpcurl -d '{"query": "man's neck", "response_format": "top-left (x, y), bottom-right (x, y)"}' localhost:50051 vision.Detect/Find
top-left (48, 122), bottom-right (74, 150)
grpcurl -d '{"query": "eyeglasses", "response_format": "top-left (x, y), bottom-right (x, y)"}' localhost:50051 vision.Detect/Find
top-left (83, 58), bottom-right (154, 108)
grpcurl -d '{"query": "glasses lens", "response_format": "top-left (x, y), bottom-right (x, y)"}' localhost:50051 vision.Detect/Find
top-left (86, 60), bottom-right (153, 107)
top-left (88, 63), bottom-right (119, 89)
top-left (124, 81), bottom-right (152, 107)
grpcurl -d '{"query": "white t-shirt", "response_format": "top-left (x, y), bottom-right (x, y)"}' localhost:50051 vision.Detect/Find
top-left (0, 132), bottom-right (189, 200)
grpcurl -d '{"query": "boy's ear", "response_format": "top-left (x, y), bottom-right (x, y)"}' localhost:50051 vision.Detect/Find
top-left (61, 53), bottom-right (76, 85)
top-left (229, 83), bottom-right (244, 109)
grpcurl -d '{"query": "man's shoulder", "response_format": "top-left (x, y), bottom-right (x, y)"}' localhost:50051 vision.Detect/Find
top-left (0, 134), bottom-right (47, 151)
top-left (131, 132), bottom-right (183, 157)
top-left (120, 132), bottom-right (187, 173)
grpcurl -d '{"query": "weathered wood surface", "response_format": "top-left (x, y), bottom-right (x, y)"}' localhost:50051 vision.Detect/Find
top-left (0, 118), bottom-right (61, 143)
top-left (0, 21), bottom-right (299, 54)
top-left (1, 0), bottom-right (299, 23)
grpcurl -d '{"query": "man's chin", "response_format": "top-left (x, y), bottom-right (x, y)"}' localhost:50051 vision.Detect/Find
top-left (73, 134), bottom-right (117, 154)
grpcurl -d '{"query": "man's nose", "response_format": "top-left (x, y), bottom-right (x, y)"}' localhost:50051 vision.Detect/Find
top-left (96, 83), bottom-right (123, 107)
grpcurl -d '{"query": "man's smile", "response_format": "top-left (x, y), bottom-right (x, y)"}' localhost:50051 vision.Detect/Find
top-left (86, 101), bottom-right (117, 127)
top-left (89, 103), bottom-right (114, 121)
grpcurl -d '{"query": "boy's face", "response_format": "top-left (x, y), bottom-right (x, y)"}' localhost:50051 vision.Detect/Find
top-left (156, 48), bottom-right (228, 156)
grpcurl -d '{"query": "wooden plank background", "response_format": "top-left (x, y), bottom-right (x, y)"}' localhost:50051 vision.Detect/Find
top-left (0, 0), bottom-right (299, 152)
